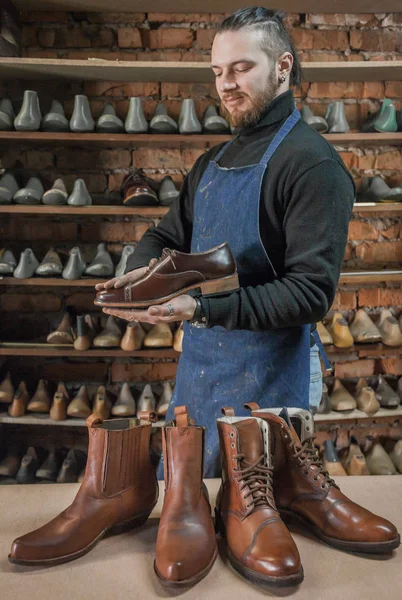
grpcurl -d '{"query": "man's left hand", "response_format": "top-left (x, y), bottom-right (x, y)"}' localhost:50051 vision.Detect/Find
top-left (102, 294), bottom-right (197, 324)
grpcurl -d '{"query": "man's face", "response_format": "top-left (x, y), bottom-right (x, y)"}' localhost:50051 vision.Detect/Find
top-left (211, 29), bottom-right (280, 128)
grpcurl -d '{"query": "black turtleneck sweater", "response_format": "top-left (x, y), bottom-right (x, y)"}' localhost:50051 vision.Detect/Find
top-left (126, 90), bottom-right (355, 331)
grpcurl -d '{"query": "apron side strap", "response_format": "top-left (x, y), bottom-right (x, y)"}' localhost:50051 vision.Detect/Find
top-left (138, 410), bottom-right (158, 423)
top-left (221, 406), bottom-right (235, 417)
top-left (244, 402), bottom-right (261, 412)
top-left (174, 405), bottom-right (190, 427)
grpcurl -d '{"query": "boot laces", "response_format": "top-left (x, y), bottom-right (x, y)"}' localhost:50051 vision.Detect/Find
top-left (233, 454), bottom-right (275, 509)
top-left (292, 436), bottom-right (339, 489)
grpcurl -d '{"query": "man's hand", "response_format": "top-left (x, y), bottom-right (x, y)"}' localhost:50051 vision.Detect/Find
top-left (95, 258), bottom-right (158, 292)
top-left (102, 294), bottom-right (197, 324)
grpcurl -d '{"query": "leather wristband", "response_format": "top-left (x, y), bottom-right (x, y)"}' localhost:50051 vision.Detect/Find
top-left (190, 297), bottom-right (208, 327)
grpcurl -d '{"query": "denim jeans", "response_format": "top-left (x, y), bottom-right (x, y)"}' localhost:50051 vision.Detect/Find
top-left (309, 343), bottom-right (322, 410)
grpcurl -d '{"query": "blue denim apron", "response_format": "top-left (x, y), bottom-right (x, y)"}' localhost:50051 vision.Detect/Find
top-left (158, 109), bottom-right (310, 478)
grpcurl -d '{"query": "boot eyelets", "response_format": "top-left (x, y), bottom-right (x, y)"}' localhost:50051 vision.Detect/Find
top-left (230, 432), bottom-right (235, 438)
top-left (231, 443), bottom-right (235, 449)
top-left (321, 483), bottom-right (326, 489)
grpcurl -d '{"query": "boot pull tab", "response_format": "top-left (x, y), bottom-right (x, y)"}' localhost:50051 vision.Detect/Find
top-left (221, 406), bottom-right (235, 416)
top-left (244, 402), bottom-right (260, 412)
top-left (174, 405), bottom-right (189, 427)
top-left (86, 414), bottom-right (103, 428)
top-left (138, 410), bottom-right (158, 423)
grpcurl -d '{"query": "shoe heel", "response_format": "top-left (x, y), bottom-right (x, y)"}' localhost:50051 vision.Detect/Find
top-left (214, 508), bottom-right (226, 537)
top-left (110, 511), bottom-right (152, 535)
top-left (199, 273), bottom-right (239, 297)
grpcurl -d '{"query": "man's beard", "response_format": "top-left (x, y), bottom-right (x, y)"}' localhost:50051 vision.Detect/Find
top-left (220, 71), bottom-right (280, 129)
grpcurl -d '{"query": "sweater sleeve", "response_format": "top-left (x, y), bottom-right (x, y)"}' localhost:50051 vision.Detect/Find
top-left (199, 159), bottom-right (355, 331)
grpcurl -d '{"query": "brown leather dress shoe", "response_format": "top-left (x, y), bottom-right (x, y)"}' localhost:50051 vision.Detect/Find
top-left (154, 406), bottom-right (217, 587)
top-left (215, 408), bottom-right (303, 588)
top-left (9, 413), bottom-right (159, 566)
top-left (122, 170), bottom-right (159, 207)
top-left (94, 243), bottom-right (239, 308)
top-left (246, 404), bottom-right (400, 554)
top-left (49, 382), bottom-right (69, 421)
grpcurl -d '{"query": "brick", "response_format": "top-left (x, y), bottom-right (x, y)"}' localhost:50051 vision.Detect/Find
top-left (1, 220), bottom-right (77, 242)
top-left (148, 13), bottom-right (214, 23)
top-left (182, 148), bottom-right (206, 169)
top-left (330, 290), bottom-right (357, 310)
top-left (375, 151), bottom-right (402, 171)
top-left (300, 53), bottom-right (346, 63)
top-left (161, 82), bottom-right (217, 98)
top-left (65, 292), bottom-right (99, 313)
top-left (308, 82), bottom-right (364, 99)
top-left (142, 29), bottom-right (194, 50)
top-left (385, 82), bottom-right (402, 98)
top-left (350, 30), bottom-right (397, 52)
top-left (382, 224), bottom-right (401, 239)
top-left (108, 172), bottom-right (126, 192)
top-left (55, 149), bottom-right (131, 170)
top-left (358, 154), bottom-right (376, 170)
top-left (343, 243), bottom-right (353, 262)
top-left (133, 147), bottom-right (181, 169)
top-left (37, 29), bottom-right (56, 48)
top-left (86, 13), bottom-right (146, 24)
top-left (89, 27), bottom-right (115, 48)
top-left (54, 28), bottom-right (91, 48)
top-left (117, 28), bottom-right (143, 49)
top-left (43, 362), bottom-right (108, 382)
top-left (356, 241), bottom-right (402, 263)
top-left (335, 360), bottom-right (375, 379)
top-left (379, 359), bottom-right (402, 376)
top-left (196, 29), bottom-right (216, 50)
top-left (311, 30), bottom-right (349, 51)
top-left (339, 152), bottom-right (357, 170)
top-left (290, 29), bottom-right (314, 50)
top-left (362, 82), bottom-right (385, 99)
top-left (26, 150), bottom-right (54, 170)
top-left (306, 14), bottom-right (376, 26)
top-left (22, 26), bottom-right (38, 47)
top-left (347, 221), bottom-right (379, 241)
top-left (111, 362), bottom-right (177, 382)
top-left (0, 293), bottom-right (61, 313)
top-left (83, 80), bottom-right (159, 97)
top-left (358, 288), bottom-right (381, 307)
top-left (62, 173), bottom-right (107, 194)
top-left (21, 11), bottom-right (69, 23)
top-left (80, 221), bottom-right (151, 243)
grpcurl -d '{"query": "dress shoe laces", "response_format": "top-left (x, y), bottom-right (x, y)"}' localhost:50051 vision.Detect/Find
top-left (149, 248), bottom-right (177, 272)
top-left (233, 454), bottom-right (275, 510)
top-left (291, 438), bottom-right (339, 489)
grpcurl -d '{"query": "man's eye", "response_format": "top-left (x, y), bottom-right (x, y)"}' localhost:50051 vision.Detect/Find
top-left (236, 68), bottom-right (250, 73)
top-left (214, 73), bottom-right (222, 78)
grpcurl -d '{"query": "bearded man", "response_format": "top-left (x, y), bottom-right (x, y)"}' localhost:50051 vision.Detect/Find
top-left (97, 7), bottom-right (355, 477)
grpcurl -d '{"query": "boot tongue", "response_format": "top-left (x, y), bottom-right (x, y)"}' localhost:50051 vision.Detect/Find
top-left (279, 407), bottom-right (314, 444)
top-left (235, 419), bottom-right (264, 463)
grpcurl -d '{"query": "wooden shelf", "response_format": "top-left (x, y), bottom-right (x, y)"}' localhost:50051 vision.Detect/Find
top-left (1, 132), bottom-right (402, 148)
top-left (2, 270), bottom-right (401, 288)
top-left (1, 58), bottom-right (401, 83)
top-left (314, 407), bottom-right (402, 425)
top-left (338, 270), bottom-right (402, 284)
top-left (0, 345), bottom-right (179, 358)
top-left (353, 202), bottom-right (402, 213)
top-left (326, 343), bottom-right (402, 358)
top-left (11, 0), bottom-right (402, 14)
top-left (0, 205), bottom-right (168, 216)
top-left (0, 413), bottom-right (166, 427)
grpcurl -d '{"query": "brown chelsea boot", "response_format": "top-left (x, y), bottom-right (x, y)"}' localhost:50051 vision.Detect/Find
top-left (154, 406), bottom-right (217, 587)
top-left (9, 412), bottom-right (159, 566)
top-left (246, 403), bottom-right (400, 554)
top-left (215, 407), bottom-right (303, 588)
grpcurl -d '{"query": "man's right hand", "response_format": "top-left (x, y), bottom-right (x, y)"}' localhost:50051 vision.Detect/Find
top-left (95, 258), bottom-right (158, 291)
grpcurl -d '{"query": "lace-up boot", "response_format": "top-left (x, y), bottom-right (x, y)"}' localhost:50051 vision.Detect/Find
top-left (246, 404), bottom-right (400, 554)
top-left (215, 407), bottom-right (303, 588)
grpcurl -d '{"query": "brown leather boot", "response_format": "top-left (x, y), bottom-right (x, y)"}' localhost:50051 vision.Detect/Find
top-left (215, 407), bottom-right (303, 588)
top-left (9, 412), bottom-right (159, 566)
top-left (246, 404), bottom-right (400, 554)
top-left (154, 406), bottom-right (217, 586)
top-left (49, 382), bottom-right (69, 421)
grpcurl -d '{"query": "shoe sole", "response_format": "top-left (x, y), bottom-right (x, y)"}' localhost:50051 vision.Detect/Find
top-left (280, 508), bottom-right (401, 554)
top-left (94, 273), bottom-right (240, 308)
top-left (215, 508), bottom-right (304, 588)
top-left (8, 509), bottom-right (154, 567)
top-left (154, 545), bottom-right (218, 588)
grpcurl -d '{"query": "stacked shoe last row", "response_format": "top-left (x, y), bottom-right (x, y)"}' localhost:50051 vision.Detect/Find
top-left (0, 92), bottom-right (230, 135)
top-left (318, 309), bottom-right (402, 347)
top-left (8, 405), bottom-right (400, 589)
top-left (323, 437), bottom-right (402, 477)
